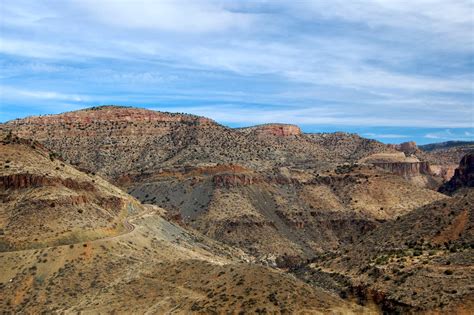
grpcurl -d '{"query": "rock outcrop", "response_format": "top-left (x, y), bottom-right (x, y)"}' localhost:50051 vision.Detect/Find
top-left (391, 141), bottom-right (418, 155)
top-left (439, 153), bottom-right (474, 194)
top-left (0, 173), bottom-right (96, 190)
top-left (213, 173), bottom-right (261, 188)
top-left (371, 161), bottom-right (433, 178)
top-left (429, 164), bottom-right (457, 181)
top-left (359, 153), bottom-right (433, 178)
top-left (239, 123), bottom-right (302, 137)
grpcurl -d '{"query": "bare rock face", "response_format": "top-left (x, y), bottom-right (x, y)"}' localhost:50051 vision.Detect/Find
top-left (439, 153), bottom-right (474, 194)
top-left (359, 152), bottom-right (446, 189)
top-left (360, 153), bottom-right (433, 177)
top-left (254, 124), bottom-right (302, 137)
top-left (213, 173), bottom-right (260, 188)
top-left (0, 173), bottom-right (97, 190)
top-left (372, 161), bottom-right (433, 178)
top-left (430, 164), bottom-right (457, 181)
top-left (239, 124), bottom-right (302, 137)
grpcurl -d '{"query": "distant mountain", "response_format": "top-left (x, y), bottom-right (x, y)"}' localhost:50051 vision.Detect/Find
top-left (420, 141), bottom-right (474, 152)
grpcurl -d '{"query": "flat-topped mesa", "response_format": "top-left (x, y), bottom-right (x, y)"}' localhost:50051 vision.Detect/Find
top-left (241, 123), bottom-right (302, 137)
top-left (360, 153), bottom-right (433, 178)
top-left (6, 105), bottom-right (216, 126)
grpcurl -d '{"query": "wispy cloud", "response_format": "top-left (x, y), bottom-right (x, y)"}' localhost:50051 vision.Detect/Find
top-left (1, 86), bottom-right (87, 102)
top-left (363, 133), bottom-right (409, 139)
top-left (425, 129), bottom-right (474, 140)
top-left (0, 0), bottom-right (473, 143)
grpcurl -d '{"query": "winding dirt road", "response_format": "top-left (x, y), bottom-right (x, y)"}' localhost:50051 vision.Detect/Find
top-left (1, 205), bottom-right (152, 254)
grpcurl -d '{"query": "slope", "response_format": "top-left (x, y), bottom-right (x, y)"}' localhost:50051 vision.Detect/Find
top-left (0, 132), bottom-right (366, 313)
top-left (0, 131), bottom-right (140, 251)
top-left (294, 189), bottom-right (473, 313)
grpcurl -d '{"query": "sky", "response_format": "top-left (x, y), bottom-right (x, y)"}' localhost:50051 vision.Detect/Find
top-left (0, 0), bottom-right (473, 144)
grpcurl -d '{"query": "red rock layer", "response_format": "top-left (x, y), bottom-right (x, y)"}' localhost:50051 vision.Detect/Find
top-left (0, 173), bottom-right (96, 191)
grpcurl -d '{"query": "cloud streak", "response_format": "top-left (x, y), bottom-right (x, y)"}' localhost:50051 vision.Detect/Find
top-left (0, 0), bottom-right (472, 143)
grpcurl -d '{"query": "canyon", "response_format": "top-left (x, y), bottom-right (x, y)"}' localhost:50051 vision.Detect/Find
top-left (0, 106), bottom-right (473, 313)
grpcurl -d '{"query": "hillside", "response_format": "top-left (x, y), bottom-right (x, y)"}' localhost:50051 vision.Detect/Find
top-left (1, 105), bottom-right (469, 313)
top-left (294, 189), bottom-right (474, 313)
top-left (5, 106), bottom-right (458, 189)
top-left (420, 141), bottom-right (474, 152)
top-left (1, 107), bottom-right (448, 258)
top-left (0, 133), bottom-right (366, 313)
top-left (127, 162), bottom-right (446, 263)
top-left (0, 131), bottom-right (140, 250)
top-left (307, 132), bottom-right (396, 161)
top-left (2, 106), bottom-right (336, 179)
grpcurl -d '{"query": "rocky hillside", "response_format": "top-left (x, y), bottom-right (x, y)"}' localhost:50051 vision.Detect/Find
top-left (362, 140), bottom-right (470, 186)
top-left (307, 132), bottom-right (396, 161)
top-left (0, 131), bottom-right (141, 251)
top-left (6, 106), bottom-right (457, 187)
top-left (237, 123), bottom-right (302, 137)
top-left (390, 140), bottom-right (472, 166)
top-left (127, 161), bottom-right (445, 263)
top-left (1, 106), bottom-right (448, 259)
top-left (2, 106), bottom-right (344, 180)
top-left (420, 141), bottom-right (474, 152)
top-left (294, 189), bottom-right (473, 313)
top-left (1, 106), bottom-right (471, 313)
top-left (0, 133), bottom-right (365, 313)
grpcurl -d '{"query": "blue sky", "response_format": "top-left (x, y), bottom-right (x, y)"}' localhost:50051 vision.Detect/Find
top-left (0, 0), bottom-right (473, 144)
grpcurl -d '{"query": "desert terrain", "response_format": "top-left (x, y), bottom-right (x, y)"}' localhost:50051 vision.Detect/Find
top-left (0, 106), bottom-right (473, 313)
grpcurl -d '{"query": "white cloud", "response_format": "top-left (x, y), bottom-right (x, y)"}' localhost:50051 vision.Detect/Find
top-left (151, 104), bottom-right (473, 128)
top-left (424, 129), bottom-right (474, 140)
top-left (0, 0), bottom-right (472, 129)
top-left (285, 0), bottom-right (473, 50)
top-left (363, 132), bottom-right (409, 139)
top-left (77, 0), bottom-right (257, 33)
top-left (0, 86), bottom-right (87, 102)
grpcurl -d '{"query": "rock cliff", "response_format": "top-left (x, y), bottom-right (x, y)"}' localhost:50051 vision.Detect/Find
top-left (245, 124), bottom-right (302, 137)
top-left (439, 153), bottom-right (474, 194)
top-left (359, 153), bottom-right (433, 178)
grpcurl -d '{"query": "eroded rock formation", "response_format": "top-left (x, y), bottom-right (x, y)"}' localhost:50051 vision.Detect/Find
top-left (439, 153), bottom-right (474, 194)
